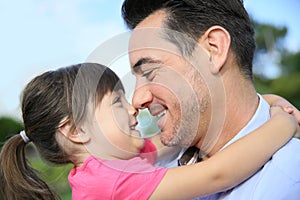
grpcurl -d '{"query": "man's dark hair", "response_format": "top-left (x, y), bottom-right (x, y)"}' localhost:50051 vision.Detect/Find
top-left (122, 0), bottom-right (256, 80)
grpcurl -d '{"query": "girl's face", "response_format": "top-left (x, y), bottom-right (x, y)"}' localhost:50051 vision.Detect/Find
top-left (85, 90), bottom-right (145, 160)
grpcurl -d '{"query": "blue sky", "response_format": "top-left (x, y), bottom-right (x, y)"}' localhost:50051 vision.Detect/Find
top-left (0, 0), bottom-right (299, 118)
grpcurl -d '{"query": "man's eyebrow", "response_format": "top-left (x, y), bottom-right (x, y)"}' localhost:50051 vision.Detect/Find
top-left (132, 57), bottom-right (161, 73)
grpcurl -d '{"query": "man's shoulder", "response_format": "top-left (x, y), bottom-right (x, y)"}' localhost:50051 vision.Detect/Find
top-left (275, 138), bottom-right (300, 156)
top-left (273, 138), bottom-right (300, 161)
top-left (244, 138), bottom-right (300, 199)
top-left (228, 138), bottom-right (300, 199)
top-left (193, 139), bottom-right (300, 200)
top-left (270, 138), bottom-right (300, 181)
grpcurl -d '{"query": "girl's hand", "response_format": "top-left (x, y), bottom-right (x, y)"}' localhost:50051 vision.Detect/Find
top-left (263, 94), bottom-right (300, 125)
top-left (270, 106), bottom-right (300, 139)
top-left (278, 105), bottom-right (300, 126)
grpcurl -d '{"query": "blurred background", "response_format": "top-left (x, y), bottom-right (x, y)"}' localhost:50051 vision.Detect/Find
top-left (0, 0), bottom-right (299, 199)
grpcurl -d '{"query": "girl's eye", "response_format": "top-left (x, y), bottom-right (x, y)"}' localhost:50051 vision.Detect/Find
top-left (113, 96), bottom-right (122, 104)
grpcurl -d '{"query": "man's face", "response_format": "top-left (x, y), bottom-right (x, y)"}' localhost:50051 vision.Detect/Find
top-left (128, 11), bottom-right (214, 147)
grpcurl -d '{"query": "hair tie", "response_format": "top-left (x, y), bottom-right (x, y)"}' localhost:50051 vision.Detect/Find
top-left (20, 130), bottom-right (31, 143)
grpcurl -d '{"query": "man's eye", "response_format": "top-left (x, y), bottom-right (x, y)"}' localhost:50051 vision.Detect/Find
top-left (142, 70), bottom-right (153, 79)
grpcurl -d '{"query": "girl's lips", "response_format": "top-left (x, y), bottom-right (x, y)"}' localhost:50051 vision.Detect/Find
top-left (131, 129), bottom-right (141, 137)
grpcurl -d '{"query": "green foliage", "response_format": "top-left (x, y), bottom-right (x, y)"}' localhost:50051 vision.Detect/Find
top-left (253, 18), bottom-right (299, 109)
top-left (253, 76), bottom-right (272, 93)
top-left (254, 73), bottom-right (300, 108)
top-left (0, 116), bottom-right (23, 147)
top-left (254, 22), bottom-right (287, 52)
top-left (28, 150), bottom-right (73, 199)
top-left (269, 74), bottom-right (300, 108)
top-left (281, 51), bottom-right (300, 74)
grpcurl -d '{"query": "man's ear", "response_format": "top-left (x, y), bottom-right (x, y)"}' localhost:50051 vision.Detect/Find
top-left (199, 26), bottom-right (231, 74)
top-left (58, 118), bottom-right (90, 144)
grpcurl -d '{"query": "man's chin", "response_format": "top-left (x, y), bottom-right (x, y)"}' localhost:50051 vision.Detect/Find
top-left (159, 131), bottom-right (180, 147)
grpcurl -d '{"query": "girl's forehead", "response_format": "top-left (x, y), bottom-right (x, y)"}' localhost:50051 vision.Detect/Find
top-left (101, 90), bottom-right (125, 101)
top-left (113, 89), bottom-right (125, 96)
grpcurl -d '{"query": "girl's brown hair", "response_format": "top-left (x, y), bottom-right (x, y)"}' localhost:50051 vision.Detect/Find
top-left (0, 63), bottom-right (124, 199)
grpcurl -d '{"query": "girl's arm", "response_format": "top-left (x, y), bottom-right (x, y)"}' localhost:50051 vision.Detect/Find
top-left (150, 107), bottom-right (299, 200)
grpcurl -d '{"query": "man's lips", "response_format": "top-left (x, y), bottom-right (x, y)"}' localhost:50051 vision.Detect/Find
top-left (148, 103), bottom-right (168, 130)
top-left (157, 111), bottom-right (167, 130)
top-left (148, 103), bottom-right (167, 118)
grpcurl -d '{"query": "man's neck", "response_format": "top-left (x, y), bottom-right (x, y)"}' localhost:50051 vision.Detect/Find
top-left (196, 76), bottom-right (259, 156)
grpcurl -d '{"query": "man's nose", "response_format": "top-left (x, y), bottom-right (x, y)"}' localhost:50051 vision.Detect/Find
top-left (132, 84), bottom-right (152, 110)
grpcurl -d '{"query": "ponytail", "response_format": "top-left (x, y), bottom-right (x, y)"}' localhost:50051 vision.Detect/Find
top-left (0, 63), bottom-right (116, 199)
top-left (0, 134), bottom-right (58, 200)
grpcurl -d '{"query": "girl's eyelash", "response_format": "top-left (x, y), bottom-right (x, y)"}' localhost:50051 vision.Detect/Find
top-left (113, 96), bottom-right (121, 104)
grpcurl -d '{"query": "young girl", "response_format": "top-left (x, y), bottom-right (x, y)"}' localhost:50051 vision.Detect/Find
top-left (0, 63), bottom-right (298, 200)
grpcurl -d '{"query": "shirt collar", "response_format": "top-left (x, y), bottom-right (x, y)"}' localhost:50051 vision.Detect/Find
top-left (221, 94), bottom-right (271, 150)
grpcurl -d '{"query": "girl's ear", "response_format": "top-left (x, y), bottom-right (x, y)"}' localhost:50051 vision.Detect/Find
top-left (58, 118), bottom-right (90, 144)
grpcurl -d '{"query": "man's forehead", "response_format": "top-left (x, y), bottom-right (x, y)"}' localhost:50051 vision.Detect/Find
top-left (128, 10), bottom-right (174, 51)
top-left (128, 27), bottom-right (176, 69)
top-left (129, 28), bottom-right (174, 51)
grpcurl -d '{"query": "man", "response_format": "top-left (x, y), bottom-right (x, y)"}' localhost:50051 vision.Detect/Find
top-left (121, 0), bottom-right (300, 199)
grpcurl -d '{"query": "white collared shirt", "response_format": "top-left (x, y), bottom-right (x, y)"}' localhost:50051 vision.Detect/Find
top-left (197, 94), bottom-right (300, 200)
